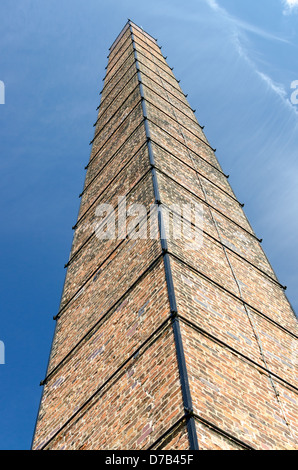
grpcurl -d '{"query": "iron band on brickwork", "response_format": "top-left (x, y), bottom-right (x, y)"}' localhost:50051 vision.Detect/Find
top-left (156, 64), bottom-right (297, 429)
top-left (132, 36), bottom-right (173, 74)
top-left (133, 35), bottom-right (169, 69)
top-left (96, 67), bottom-right (138, 117)
top-left (143, 103), bottom-right (216, 153)
top-left (89, 84), bottom-right (140, 145)
top-left (101, 47), bottom-right (136, 90)
top-left (179, 315), bottom-right (298, 394)
top-left (107, 25), bottom-right (131, 59)
top-left (104, 41), bottom-right (135, 83)
top-left (133, 50), bottom-right (184, 95)
top-left (108, 19), bottom-right (158, 54)
top-left (106, 33), bottom-right (132, 69)
top-left (40, 309), bottom-right (296, 450)
top-left (132, 55), bottom-right (187, 100)
top-left (166, 82), bottom-right (297, 435)
top-left (68, 160), bottom-right (151, 266)
top-left (193, 415), bottom-right (255, 451)
top-left (134, 47), bottom-right (179, 84)
top-left (158, 199), bottom-right (285, 291)
top-left (147, 124), bottom-right (228, 179)
top-left (129, 20), bottom-right (158, 46)
top-left (85, 118), bottom-right (144, 171)
top-left (146, 115), bottom-right (224, 171)
top-left (94, 70), bottom-right (139, 128)
top-left (149, 138), bottom-right (243, 206)
top-left (144, 97), bottom-right (213, 150)
top-left (131, 26), bottom-right (160, 51)
top-left (130, 24), bottom-right (199, 451)
top-left (154, 165), bottom-right (262, 243)
top-left (38, 318), bottom-right (173, 450)
top-left (79, 135), bottom-right (146, 200)
top-left (170, 253), bottom-right (298, 341)
top-left (43, 254), bottom-right (165, 386)
top-left (33, 21), bottom-right (298, 452)
top-left (86, 100), bottom-right (143, 169)
top-left (80, 123), bottom-right (145, 197)
top-left (57, 196), bottom-right (157, 320)
top-left (147, 415), bottom-right (188, 450)
top-left (136, 57), bottom-right (190, 105)
top-left (139, 68), bottom-right (197, 115)
top-left (109, 21), bottom-right (131, 52)
top-left (140, 80), bottom-right (203, 129)
top-left (74, 152), bottom-right (151, 232)
top-left (98, 59), bottom-right (136, 108)
top-left (148, 413), bottom-right (255, 451)
top-left (99, 50), bottom-right (136, 98)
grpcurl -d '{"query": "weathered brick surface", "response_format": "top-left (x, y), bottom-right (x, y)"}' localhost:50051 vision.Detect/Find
top-left (33, 21), bottom-right (298, 451)
top-left (195, 421), bottom-right (246, 450)
top-left (83, 120), bottom-right (145, 198)
top-left (168, 224), bottom-right (240, 296)
top-left (130, 24), bottom-right (159, 50)
top-left (73, 131), bottom-right (148, 248)
top-left (136, 52), bottom-right (182, 94)
top-left (109, 23), bottom-right (131, 59)
top-left (98, 62), bottom-right (137, 116)
top-left (141, 72), bottom-right (196, 122)
top-left (151, 423), bottom-right (190, 450)
top-left (134, 40), bottom-right (174, 78)
top-left (95, 72), bottom-right (140, 135)
top-left (138, 59), bottom-right (191, 109)
top-left (227, 251), bottom-right (298, 332)
top-left (249, 308), bottom-right (298, 388)
top-left (33, 259), bottom-right (171, 449)
top-left (156, 170), bottom-right (255, 247)
top-left (61, 169), bottom-right (155, 308)
top-left (105, 42), bottom-right (135, 86)
top-left (180, 321), bottom-right (298, 449)
top-left (92, 87), bottom-right (141, 155)
top-left (151, 136), bottom-right (233, 197)
top-left (171, 257), bottom-right (262, 365)
top-left (131, 26), bottom-right (162, 58)
top-left (85, 104), bottom-right (144, 187)
top-left (101, 51), bottom-right (136, 101)
top-left (136, 51), bottom-right (183, 92)
top-left (55, 214), bottom-right (161, 353)
top-left (212, 212), bottom-right (277, 279)
top-left (170, 257), bottom-right (297, 382)
top-left (154, 149), bottom-right (252, 234)
top-left (107, 28), bottom-right (132, 72)
top-left (143, 84), bottom-right (204, 142)
top-left (149, 119), bottom-right (219, 172)
top-left (39, 326), bottom-right (184, 450)
top-left (146, 102), bottom-right (211, 157)
top-left (152, 144), bottom-right (276, 279)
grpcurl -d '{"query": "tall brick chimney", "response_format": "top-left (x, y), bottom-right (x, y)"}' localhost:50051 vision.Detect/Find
top-left (32, 20), bottom-right (298, 450)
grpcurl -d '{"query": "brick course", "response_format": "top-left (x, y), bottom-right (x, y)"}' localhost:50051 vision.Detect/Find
top-left (32, 20), bottom-right (298, 450)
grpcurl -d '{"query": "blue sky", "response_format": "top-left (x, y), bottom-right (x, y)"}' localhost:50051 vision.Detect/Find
top-left (0, 0), bottom-right (297, 450)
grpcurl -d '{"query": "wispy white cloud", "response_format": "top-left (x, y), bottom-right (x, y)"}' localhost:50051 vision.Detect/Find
top-left (204, 0), bottom-right (298, 116)
top-left (256, 71), bottom-right (298, 114)
top-left (206, 0), bottom-right (290, 43)
top-left (282, 0), bottom-right (298, 14)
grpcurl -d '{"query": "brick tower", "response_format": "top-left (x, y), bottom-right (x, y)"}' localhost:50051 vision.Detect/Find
top-left (32, 21), bottom-right (298, 450)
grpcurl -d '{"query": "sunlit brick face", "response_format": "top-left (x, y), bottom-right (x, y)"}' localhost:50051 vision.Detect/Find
top-left (32, 21), bottom-right (298, 451)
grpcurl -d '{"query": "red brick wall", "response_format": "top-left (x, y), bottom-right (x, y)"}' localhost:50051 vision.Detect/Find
top-left (32, 21), bottom-right (298, 450)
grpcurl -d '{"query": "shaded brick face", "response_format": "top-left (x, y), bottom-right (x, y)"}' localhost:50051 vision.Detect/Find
top-left (32, 21), bottom-right (298, 450)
